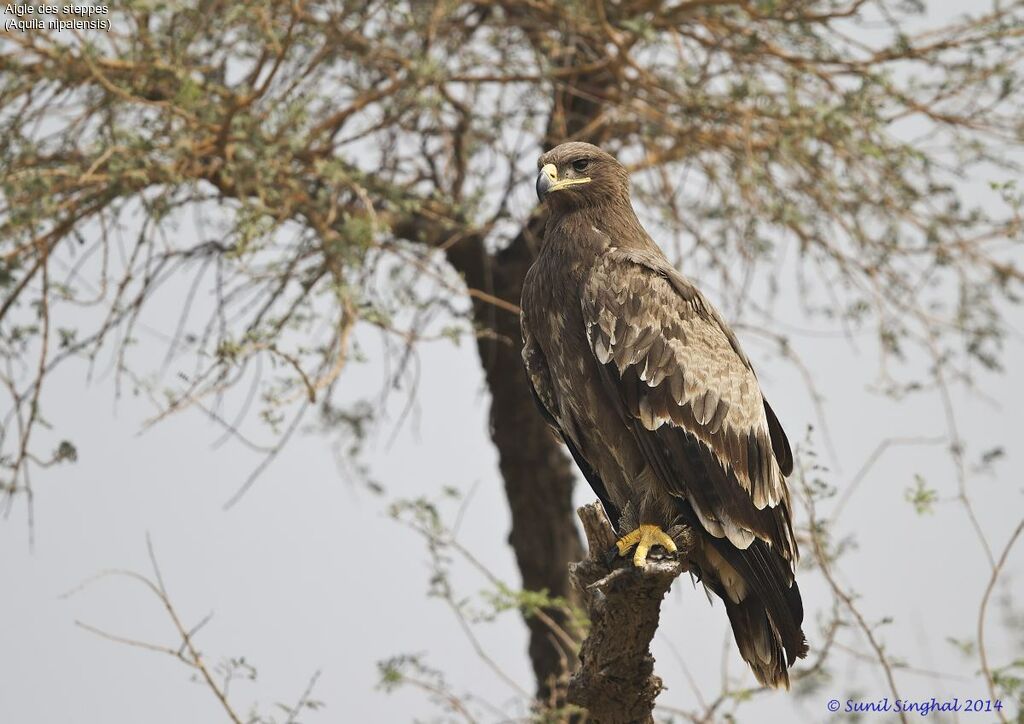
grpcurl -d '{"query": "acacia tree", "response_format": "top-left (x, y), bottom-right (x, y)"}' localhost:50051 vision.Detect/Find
top-left (2, 0), bottom-right (1024, 720)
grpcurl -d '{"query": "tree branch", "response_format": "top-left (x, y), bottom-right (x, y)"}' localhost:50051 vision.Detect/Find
top-left (568, 502), bottom-right (697, 723)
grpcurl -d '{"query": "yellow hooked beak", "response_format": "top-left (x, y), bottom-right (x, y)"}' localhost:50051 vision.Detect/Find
top-left (536, 163), bottom-right (591, 201)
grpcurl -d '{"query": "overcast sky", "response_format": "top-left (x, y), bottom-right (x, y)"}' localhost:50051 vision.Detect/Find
top-left (2, 206), bottom-right (1021, 723)
top-left (3, 2), bottom-right (1024, 722)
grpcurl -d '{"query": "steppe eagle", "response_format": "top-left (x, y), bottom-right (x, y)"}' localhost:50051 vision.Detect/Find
top-left (520, 142), bottom-right (808, 688)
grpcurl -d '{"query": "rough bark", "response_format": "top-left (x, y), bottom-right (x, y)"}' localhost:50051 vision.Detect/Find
top-left (445, 223), bottom-right (586, 704)
top-left (568, 503), bottom-right (696, 723)
top-left (438, 26), bottom-right (619, 700)
top-left (388, 16), bottom-right (621, 702)
top-left (440, 31), bottom-right (622, 705)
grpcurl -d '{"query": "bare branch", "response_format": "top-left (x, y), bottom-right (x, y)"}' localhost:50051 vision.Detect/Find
top-left (567, 502), bottom-right (696, 722)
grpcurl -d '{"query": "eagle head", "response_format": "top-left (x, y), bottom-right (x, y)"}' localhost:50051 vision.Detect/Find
top-left (536, 142), bottom-right (629, 209)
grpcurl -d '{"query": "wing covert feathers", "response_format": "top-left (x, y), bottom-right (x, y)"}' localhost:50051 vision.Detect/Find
top-left (580, 247), bottom-right (807, 686)
top-left (581, 248), bottom-right (797, 563)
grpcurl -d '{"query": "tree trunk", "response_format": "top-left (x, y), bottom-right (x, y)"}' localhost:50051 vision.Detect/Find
top-left (441, 18), bottom-right (619, 702)
top-left (445, 223), bottom-right (586, 704)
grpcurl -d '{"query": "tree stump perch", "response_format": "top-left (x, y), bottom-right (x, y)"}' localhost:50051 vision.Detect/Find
top-left (567, 502), bottom-right (696, 723)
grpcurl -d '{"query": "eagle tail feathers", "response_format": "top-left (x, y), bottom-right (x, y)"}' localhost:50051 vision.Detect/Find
top-left (705, 534), bottom-right (809, 688)
top-left (725, 595), bottom-right (791, 689)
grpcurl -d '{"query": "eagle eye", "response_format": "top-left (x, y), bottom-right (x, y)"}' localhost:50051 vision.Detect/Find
top-left (571, 158), bottom-right (589, 173)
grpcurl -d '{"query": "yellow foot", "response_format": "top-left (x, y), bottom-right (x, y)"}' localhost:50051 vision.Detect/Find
top-left (615, 524), bottom-right (678, 567)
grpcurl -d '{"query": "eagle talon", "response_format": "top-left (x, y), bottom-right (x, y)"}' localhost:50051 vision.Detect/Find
top-left (615, 524), bottom-right (678, 567)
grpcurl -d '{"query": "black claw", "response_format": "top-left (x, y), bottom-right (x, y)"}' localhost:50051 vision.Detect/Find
top-left (603, 545), bottom-right (622, 567)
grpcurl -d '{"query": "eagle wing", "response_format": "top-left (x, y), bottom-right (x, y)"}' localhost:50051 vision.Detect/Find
top-left (581, 246), bottom-right (797, 564)
top-left (521, 309), bottom-right (621, 523)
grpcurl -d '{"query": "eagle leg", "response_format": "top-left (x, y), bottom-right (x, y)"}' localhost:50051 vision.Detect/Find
top-left (615, 524), bottom-right (678, 567)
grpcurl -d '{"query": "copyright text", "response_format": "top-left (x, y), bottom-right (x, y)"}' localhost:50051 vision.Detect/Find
top-left (827, 697), bottom-right (1004, 716)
